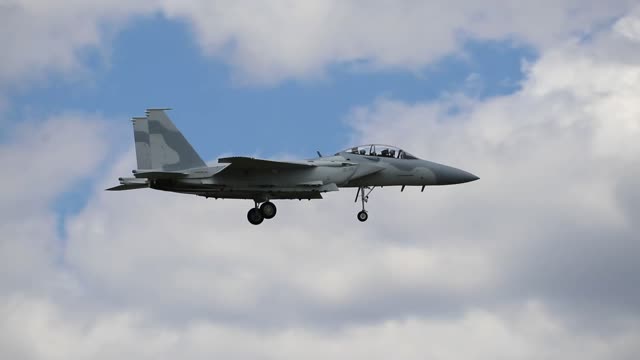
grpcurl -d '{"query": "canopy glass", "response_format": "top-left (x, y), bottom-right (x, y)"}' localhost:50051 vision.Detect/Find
top-left (337, 144), bottom-right (418, 159)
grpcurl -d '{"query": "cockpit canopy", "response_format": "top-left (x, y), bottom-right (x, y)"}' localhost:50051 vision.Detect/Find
top-left (337, 144), bottom-right (419, 160)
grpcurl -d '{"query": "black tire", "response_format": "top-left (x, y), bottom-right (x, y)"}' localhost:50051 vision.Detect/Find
top-left (357, 210), bottom-right (368, 222)
top-left (247, 208), bottom-right (264, 225)
top-left (260, 201), bottom-right (277, 219)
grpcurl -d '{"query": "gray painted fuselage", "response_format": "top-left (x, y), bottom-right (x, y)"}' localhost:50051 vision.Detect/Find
top-left (143, 152), bottom-right (478, 201)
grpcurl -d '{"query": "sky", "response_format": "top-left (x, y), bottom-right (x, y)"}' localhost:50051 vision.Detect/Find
top-left (1, 1), bottom-right (639, 359)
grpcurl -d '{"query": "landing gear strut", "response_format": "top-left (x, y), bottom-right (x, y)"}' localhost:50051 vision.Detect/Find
top-left (247, 201), bottom-right (277, 225)
top-left (355, 186), bottom-right (375, 222)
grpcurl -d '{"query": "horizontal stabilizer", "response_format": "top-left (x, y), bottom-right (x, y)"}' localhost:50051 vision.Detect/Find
top-left (106, 183), bottom-right (149, 191)
top-left (106, 177), bottom-right (149, 191)
top-left (218, 156), bottom-right (315, 170)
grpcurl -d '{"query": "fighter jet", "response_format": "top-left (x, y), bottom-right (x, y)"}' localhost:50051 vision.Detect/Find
top-left (108, 109), bottom-right (479, 224)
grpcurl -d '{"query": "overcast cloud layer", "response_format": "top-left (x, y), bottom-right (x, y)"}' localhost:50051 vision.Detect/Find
top-left (2, 2), bottom-right (640, 360)
top-left (1, 0), bottom-right (638, 86)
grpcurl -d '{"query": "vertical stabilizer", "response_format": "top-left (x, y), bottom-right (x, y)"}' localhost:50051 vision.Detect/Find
top-left (131, 109), bottom-right (206, 171)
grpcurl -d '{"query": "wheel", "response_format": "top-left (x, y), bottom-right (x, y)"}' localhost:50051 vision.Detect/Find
top-left (260, 201), bottom-right (277, 219)
top-left (247, 208), bottom-right (264, 225)
top-left (357, 210), bottom-right (368, 222)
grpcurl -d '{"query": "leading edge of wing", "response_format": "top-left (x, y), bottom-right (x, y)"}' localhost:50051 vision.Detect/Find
top-left (218, 156), bottom-right (316, 170)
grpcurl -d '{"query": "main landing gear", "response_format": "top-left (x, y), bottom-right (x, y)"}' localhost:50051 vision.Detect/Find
top-left (355, 186), bottom-right (376, 222)
top-left (247, 201), bottom-right (277, 225)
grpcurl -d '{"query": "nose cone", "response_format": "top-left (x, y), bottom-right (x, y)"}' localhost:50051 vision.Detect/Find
top-left (456, 170), bottom-right (480, 184)
top-left (429, 163), bottom-right (479, 185)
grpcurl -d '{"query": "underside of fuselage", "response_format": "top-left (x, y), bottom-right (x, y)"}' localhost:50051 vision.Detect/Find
top-left (152, 184), bottom-right (325, 201)
top-left (150, 180), bottom-right (333, 201)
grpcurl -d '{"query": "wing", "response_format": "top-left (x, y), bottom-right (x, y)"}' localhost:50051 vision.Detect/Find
top-left (218, 156), bottom-right (315, 170)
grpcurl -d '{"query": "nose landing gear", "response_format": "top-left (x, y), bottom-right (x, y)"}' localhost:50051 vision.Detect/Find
top-left (355, 186), bottom-right (376, 222)
top-left (247, 201), bottom-right (277, 225)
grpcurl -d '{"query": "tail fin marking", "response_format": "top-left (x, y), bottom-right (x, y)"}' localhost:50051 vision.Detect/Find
top-left (132, 117), bottom-right (152, 169)
top-left (132, 109), bottom-right (206, 171)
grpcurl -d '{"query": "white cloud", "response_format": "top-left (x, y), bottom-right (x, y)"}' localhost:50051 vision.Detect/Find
top-left (0, 114), bottom-right (108, 210)
top-left (1, 0), bottom-right (638, 87)
top-left (2, 296), bottom-right (638, 360)
top-left (0, 113), bottom-right (109, 297)
top-left (161, 0), bottom-right (639, 83)
top-left (345, 12), bottom-right (640, 325)
top-left (0, 0), bottom-right (155, 89)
